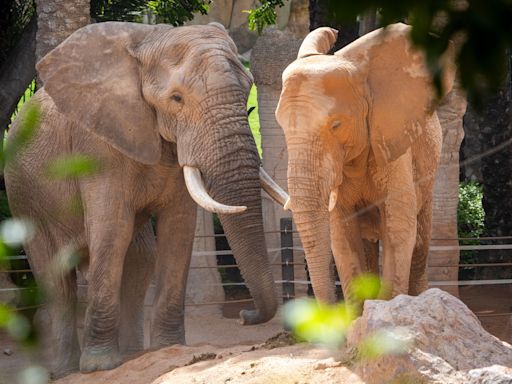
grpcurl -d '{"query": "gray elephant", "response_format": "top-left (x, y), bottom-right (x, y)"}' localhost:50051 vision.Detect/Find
top-left (5, 22), bottom-right (287, 377)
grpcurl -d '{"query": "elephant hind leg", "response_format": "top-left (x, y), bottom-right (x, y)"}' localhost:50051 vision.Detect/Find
top-left (362, 239), bottom-right (379, 275)
top-left (119, 221), bottom-right (156, 356)
top-left (409, 198), bottom-right (433, 295)
top-left (25, 229), bottom-right (81, 379)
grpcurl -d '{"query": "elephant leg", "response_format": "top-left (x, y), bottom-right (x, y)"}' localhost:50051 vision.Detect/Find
top-left (380, 167), bottom-right (417, 297)
top-left (119, 221), bottom-right (156, 355)
top-left (80, 201), bottom-right (135, 373)
top-left (409, 197), bottom-right (433, 295)
top-left (330, 206), bottom-right (365, 304)
top-left (25, 230), bottom-right (80, 379)
top-left (151, 186), bottom-right (197, 348)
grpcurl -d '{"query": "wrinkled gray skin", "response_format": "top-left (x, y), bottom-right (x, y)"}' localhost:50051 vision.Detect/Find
top-left (5, 22), bottom-right (277, 377)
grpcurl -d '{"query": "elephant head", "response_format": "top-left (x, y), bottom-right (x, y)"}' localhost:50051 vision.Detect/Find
top-left (37, 22), bottom-right (287, 324)
top-left (276, 24), bottom-right (454, 302)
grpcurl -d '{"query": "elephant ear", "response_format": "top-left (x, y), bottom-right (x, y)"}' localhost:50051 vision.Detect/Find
top-left (37, 22), bottom-right (161, 165)
top-left (339, 23), bottom-right (454, 166)
top-left (297, 27), bottom-right (338, 59)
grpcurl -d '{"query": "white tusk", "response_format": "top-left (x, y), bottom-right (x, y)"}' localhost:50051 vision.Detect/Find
top-left (183, 166), bottom-right (247, 214)
top-left (259, 167), bottom-right (289, 207)
top-left (328, 189), bottom-right (338, 212)
top-left (283, 197), bottom-right (291, 211)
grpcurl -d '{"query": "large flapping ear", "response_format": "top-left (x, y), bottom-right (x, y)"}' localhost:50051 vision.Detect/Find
top-left (297, 27), bottom-right (338, 59)
top-left (338, 23), bottom-right (454, 166)
top-left (37, 22), bottom-right (162, 165)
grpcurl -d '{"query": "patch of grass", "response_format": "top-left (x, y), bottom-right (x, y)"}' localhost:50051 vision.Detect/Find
top-left (247, 84), bottom-right (262, 157)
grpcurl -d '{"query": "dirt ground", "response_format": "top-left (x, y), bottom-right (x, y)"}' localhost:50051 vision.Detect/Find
top-left (0, 285), bottom-right (510, 383)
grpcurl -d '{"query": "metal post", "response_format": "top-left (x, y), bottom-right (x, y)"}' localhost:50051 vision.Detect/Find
top-left (280, 217), bottom-right (294, 302)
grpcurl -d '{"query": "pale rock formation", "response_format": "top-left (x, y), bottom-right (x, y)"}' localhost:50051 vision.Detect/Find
top-left (347, 288), bottom-right (512, 384)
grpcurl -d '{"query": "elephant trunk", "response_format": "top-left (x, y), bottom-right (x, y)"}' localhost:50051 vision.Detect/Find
top-left (287, 139), bottom-right (337, 303)
top-left (199, 115), bottom-right (278, 324)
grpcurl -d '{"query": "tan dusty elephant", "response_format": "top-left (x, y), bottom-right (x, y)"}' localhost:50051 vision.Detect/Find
top-left (276, 23), bottom-right (455, 304)
top-left (5, 22), bottom-right (287, 377)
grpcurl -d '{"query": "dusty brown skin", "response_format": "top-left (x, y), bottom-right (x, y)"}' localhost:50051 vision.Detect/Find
top-left (276, 24), bottom-right (454, 304)
top-left (5, 22), bottom-right (281, 377)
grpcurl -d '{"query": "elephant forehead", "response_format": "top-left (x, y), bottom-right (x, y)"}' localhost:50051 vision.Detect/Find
top-left (280, 77), bottom-right (336, 127)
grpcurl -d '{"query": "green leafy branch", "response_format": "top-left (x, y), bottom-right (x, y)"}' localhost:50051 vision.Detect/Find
top-left (246, 0), bottom-right (285, 35)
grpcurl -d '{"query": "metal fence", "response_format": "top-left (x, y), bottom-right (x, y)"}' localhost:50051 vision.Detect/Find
top-left (1, 217), bottom-right (512, 318)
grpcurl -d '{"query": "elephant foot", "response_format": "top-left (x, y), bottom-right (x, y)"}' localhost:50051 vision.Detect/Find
top-left (239, 309), bottom-right (272, 325)
top-left (79, 346), bottom-right (122, 373)
top-left (150, 332), bottom-right (185, 349)
top-left (50, 354), bottom-right (80, 379)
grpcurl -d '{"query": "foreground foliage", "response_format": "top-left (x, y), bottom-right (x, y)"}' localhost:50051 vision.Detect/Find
top-left (251, 0), bottom-right (512, 104)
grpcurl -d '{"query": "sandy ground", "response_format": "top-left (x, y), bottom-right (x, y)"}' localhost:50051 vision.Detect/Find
top-left (1, 285), bottom-right (511, 383)
top-left (0, 312), bottom-right (285, 384)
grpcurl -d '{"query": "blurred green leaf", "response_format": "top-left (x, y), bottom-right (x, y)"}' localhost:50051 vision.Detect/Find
top-left (46, 154), bottom-right (100, 179)
top-left (53, 246), bottom-right (82, 275)
top-left (3, 103), bottom-right (40, 167)
top-left (17, 365), bottom-right (49, 384)
top-left (0, 304), bottom-right (13, 327)
top-left (350, 273), bottom-right (382, 302)
top-left (357, 328), bottom-right (412, 360)
top-left (6, 313), bottom-right (31, 340)
top-left (283, 298), bottom-right (356, 348)
top-left (246, 0), bottom-right (285, 34)
top-left (0, 218), bottom-right (35, 247)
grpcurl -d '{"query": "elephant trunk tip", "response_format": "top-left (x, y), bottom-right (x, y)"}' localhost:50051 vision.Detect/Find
top-left (238, 302), bottom-right (278, 325)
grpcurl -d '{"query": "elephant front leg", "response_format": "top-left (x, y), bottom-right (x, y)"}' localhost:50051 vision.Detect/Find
top-left (119, 221), bottom-right (157, 355)
top-left (409, 197), bottom-right (433, 295)
top-left (330, 206), bottom-right (365, 304)
top-left (380, 170), bottom-right (418, 298)
top-left (80, 212), bottom-right (135, 373)
top-left (151, 189), bottom-right (197, 348)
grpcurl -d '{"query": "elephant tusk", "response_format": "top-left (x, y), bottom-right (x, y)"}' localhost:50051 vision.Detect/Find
top-left (328, 189), bottom-right (338, 212)
top-left (283, 197), bottom-right (291, 211)
top-left (183, 166), bottom-right (247, 214)
top-left (259, 167), bottom-right (289, 207)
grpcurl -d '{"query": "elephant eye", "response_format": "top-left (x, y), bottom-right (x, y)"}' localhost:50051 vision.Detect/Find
top-left (331, 120), bottom-right (342, 130)
top-left (171, 93), bottom-right (183, 103)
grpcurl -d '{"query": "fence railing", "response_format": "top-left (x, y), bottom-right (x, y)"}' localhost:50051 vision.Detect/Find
top-left (2, 218), bottom-right (512, 318)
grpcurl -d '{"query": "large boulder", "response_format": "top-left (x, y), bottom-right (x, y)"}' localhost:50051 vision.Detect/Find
top-left (347, 288), bottom-right (512, 383)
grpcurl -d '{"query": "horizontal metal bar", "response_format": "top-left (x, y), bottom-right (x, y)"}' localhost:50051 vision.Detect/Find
top-left (429, 279), bottom-right (512, 286)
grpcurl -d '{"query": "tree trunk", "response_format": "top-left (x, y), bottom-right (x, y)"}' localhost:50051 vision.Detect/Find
top-left (251, 29), bottom-right (304, 300)
top-left (0, 15), bottom-right (36, 138)
top-left (430, 85), bottom-right (467, 297)
top-left (35, 0), bottom-right (90, 84)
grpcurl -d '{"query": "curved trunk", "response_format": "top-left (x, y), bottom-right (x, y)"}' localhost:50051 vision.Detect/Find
top-left (198, 111), bottom-right (278, 324)
top-left (294, 210), bottom-right (336, 303)
top-left (287, 140), bottom-right (337, 303)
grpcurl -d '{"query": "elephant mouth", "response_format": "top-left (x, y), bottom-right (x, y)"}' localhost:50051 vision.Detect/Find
top-left (183, 165), bottom-right (288, 214)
